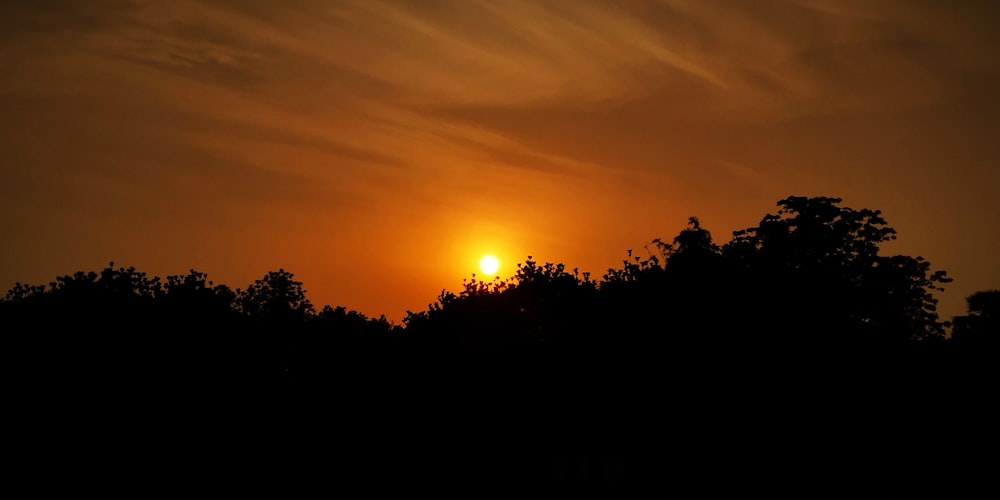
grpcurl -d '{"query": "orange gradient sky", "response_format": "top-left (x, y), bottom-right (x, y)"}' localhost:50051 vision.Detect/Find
top-left (2, 0), bottom-right (998, 323)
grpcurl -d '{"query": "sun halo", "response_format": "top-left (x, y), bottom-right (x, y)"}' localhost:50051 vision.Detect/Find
top-left (479, 255), bottom-right (499, 275)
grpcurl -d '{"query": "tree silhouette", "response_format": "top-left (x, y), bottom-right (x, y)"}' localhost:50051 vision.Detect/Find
top-left (967, 290), bottom-right (1000, 319)
top-left (1, 194), bottom-right (990, 488)
top-left (656, 217), bottom-right (729, 346)
top-left (953, 289), bottom-right (1000, 347)
top-left (658, 216), bottom-right (721, 264)
top-left (236, 268), bottom-right (314, 323)
top-left (162, 269), bottom-right (236, 317)
top-left (403, 257), bottom-right (598, 355)
top-left (721, 196), bottom-right (950, 347)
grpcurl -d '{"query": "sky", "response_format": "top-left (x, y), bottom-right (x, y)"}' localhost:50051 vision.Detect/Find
top-left (2, 0), bottom-right (998, 324)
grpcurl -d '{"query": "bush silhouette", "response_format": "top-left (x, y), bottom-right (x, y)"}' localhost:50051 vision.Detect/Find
top-left (2, 195), bottom-right (984, 488)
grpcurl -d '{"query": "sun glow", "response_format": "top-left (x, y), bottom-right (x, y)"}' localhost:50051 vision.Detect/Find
top-left (479, 255), bottom-right (499, 275)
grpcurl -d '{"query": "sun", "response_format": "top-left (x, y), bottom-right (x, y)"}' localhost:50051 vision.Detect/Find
top-left (479, 255), bottom-right (499, 275)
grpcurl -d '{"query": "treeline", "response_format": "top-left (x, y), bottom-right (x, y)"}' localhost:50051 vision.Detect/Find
top-left (5, 196), bottom-right (993, 362)
top-left (5, 195), bottom-right (999, 401)
top-left (5, 195), bottom-right (999, 487)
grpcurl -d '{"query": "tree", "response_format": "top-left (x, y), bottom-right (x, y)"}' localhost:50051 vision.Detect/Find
top-left (236, 269), bottom-right (314, 323)
top-left (162, 269), bottom-right (236, 321)
top-left (953, 290), bottom-right (1000, 346)
top-left (721, 196), bottom-right (950, 345)
top-left (653, 217), bottom-right (729, 344)
top-left (967, 290), bottom-right (1000, 319)
top-left (657, 217), bottom-right (721, 264)
top-left (402, 257), bottom-right (598, 354)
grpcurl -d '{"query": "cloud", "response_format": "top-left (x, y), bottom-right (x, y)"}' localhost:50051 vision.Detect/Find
top-left (2, 0), bottom-right (998, 321)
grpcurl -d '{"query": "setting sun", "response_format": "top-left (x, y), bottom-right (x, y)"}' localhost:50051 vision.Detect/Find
top-left (480, 255), bottom-right (499, 275)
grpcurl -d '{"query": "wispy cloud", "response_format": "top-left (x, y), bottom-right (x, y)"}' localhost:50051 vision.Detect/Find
top-left (1, 0), bottom-right (997, 321)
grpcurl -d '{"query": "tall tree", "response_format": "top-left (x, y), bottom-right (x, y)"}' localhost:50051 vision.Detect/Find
top-left (722, 196), bottom-right (950, 345)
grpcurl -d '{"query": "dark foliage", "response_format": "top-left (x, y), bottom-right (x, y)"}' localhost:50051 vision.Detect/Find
top-left (722, 196), bottom-right (951, 348)
top-left (4, 196), bottom-right (995, 489)
top-left (952, 289), bottom-right (1000, 348)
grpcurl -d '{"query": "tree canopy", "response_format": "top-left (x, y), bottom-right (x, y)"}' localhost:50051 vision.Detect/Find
top-left (2, 195), bottom-right (960, 356)
top-left (5, 194), bottom-right (994, 489)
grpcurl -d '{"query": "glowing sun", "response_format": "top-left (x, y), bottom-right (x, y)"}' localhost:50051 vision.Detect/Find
top-left (479, 255), bottom-right (499, 275)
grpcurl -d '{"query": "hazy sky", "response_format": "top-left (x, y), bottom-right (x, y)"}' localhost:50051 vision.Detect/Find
top-left (2, 0), bottom-right (998, 323)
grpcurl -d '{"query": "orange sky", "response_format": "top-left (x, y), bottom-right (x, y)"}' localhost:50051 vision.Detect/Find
top-left (2, 0), bottom-right (998, 324)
